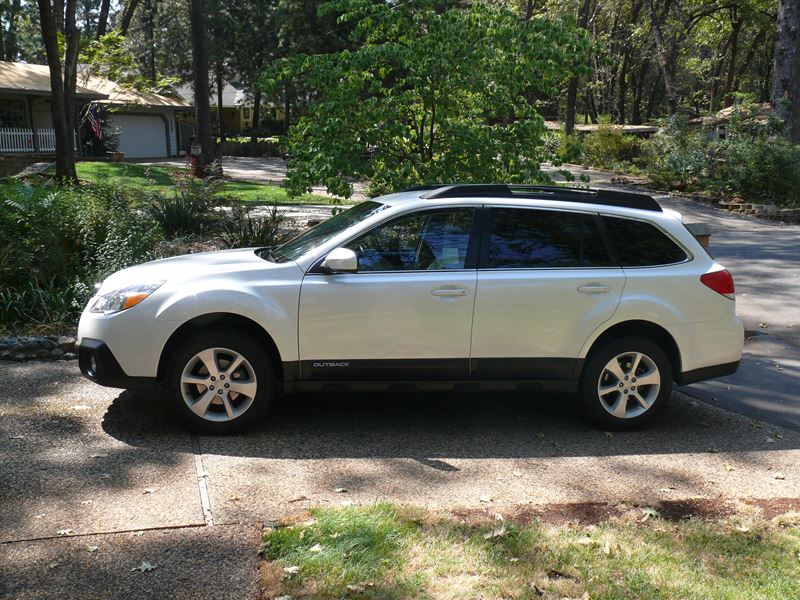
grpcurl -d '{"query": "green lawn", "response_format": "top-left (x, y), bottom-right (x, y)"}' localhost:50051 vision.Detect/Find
top-left (75, 161), bottom-right (338, 205)
top-left (260, 503), bottom-right (800, 600)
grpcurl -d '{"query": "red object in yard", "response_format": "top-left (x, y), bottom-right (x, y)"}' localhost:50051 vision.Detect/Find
top-left (701, 269), bottom-right (735, 299)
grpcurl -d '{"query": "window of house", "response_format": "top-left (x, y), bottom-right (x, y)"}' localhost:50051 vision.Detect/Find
top-left (0, 99), bottom-right (26, 128)
top-left (487, 208), bottom-right (613, 268)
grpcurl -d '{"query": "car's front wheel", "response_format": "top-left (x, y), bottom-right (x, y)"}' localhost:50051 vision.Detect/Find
top-left (579, 336), bottom-right (672, 430)
top-left (164, 330), bottom-right (274, 434)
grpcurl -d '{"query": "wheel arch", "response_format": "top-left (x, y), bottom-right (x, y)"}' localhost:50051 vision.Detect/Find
top-left (581, 320), bottom-right (682, 380)
top-left (156, 313), bottom-right (284, 383)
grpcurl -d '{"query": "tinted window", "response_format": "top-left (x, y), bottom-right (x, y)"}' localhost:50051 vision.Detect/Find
top-left (603, 216), bottom-right (687, 266)
top-left (488, 209), bottom-right (613, 268)
top-left (347, 209), bottom-right (475, 271)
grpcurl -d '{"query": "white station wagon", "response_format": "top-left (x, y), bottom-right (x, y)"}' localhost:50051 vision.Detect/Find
top-left (78, 184), bottom-right (743, 433)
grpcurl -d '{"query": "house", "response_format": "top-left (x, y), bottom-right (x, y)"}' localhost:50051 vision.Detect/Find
top-left (176, 81), bottom-right (287, 137)
top-left (177, 82), bottom-right (255, 136)
top-left (689, 102), bottom-right (772, 140)
top-left (0, 60), bottom-right (192, 159)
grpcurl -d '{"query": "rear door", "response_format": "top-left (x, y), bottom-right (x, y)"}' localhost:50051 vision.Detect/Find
top-left (470, 207), bottom-right (625, 380)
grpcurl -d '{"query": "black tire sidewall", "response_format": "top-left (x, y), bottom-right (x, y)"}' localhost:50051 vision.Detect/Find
top-left (165, 329), bottom-right (274, 434)
top-left (580, 336), bottom-right (672, 430)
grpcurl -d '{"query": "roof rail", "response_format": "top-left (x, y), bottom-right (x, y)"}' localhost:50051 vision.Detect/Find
top-left (415, 183), bottom-right (661, 212)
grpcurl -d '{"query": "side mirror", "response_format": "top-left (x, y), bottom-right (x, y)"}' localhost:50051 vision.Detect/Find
top-left (321, 247), bottom-right (358, 273)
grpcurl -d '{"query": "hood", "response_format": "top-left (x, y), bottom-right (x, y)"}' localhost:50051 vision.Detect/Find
top-left (96, 248), bottom-right (276, 294)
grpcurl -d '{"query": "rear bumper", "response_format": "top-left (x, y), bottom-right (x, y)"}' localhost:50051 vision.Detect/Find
top-left (77, 338), bottom-right (157, 391)
top-left (677, 360), bottom-right (740, 385)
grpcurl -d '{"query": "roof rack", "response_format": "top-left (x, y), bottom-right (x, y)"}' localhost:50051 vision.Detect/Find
top-left (411, 184), bottom-right (661, 212)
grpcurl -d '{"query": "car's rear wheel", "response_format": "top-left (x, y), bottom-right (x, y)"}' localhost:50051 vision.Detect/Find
top-left (579, 336), bottom-right (672, 430)
top-left (164, 330), bottom-right (274, 434)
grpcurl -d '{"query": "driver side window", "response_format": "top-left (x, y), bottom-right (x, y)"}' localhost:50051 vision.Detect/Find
top-left (346, 208), bottom-right (475, 272)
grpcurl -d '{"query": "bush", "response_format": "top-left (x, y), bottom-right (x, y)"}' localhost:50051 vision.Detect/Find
top-left (0, 182), bottom-right (162, 332)
top-left (218, 203), bottom-right (285, 249)
top-left (555, 133), bottom-right (586, 165)
top-left (645, 110), bottom-right (800, 206)
top-left (583, 124), bottom-right (643, 170)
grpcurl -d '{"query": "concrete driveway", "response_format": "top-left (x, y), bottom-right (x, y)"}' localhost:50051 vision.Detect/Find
top-left (3, 360), bottom-right (800, 598)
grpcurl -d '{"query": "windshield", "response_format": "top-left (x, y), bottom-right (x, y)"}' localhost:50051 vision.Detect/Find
top-left (269, 201), bottom-right (388, 263)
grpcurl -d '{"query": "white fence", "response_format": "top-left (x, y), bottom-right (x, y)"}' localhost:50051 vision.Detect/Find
top-left (0, 128), bottom-right (76, 153)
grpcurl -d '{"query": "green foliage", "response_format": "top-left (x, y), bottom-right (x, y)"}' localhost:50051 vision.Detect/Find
top-left (0, 182), bottom-right (161, 331)
top-left (218, 204), bottom-right (286, 249)
top-left (645, 108), bottom-right (800, 206)
top-left (263, 0), bottom-right (590, 197)
top-left (148, 174), bottom-right (224, 238)
top-left (583, 125), bottom-right (644, 170)
top-left (555, 133), bottom-right (586, 165)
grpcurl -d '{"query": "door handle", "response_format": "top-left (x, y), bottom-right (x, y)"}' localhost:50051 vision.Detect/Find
top-left (577, 284), bottom-right (610, 294)
top-left (431, 288), bottom-right (468, 297)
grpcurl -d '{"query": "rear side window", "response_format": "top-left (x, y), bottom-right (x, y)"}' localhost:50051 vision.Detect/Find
top-left (487, 208), bottom-right (613, 268)
top-left (602, 216), bottom-right (688, 266)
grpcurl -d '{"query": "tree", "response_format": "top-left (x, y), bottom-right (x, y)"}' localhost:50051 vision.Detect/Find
top-left (264, 0), bottom-right (587, 197)
top-left (189, 0), bottom-right (214, 174)
top-left (565, 0), bottom-right (592, 134)
top-left (772, 0), bottom-right (800, 141)
top-left (36, 0), bottom-right (80, 181)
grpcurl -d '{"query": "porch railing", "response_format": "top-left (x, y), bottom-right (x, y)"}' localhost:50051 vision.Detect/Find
top-left (0, 128), bottom-right (77, 153)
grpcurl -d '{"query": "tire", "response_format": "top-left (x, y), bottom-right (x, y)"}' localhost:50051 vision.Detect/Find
top-left (164, 329), bottom-right (275, 434)
top-left (579, 336), bottom-right (672, 430)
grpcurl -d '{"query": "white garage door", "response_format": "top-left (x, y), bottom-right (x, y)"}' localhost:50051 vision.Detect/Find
top-left (108, 114), bottom-right (167, 158)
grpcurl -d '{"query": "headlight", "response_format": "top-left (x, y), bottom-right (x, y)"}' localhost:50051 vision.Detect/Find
top-left (90, 281), bottom-right (165, 315)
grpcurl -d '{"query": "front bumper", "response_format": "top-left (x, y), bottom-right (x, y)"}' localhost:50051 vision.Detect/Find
top-left (77, 338), bottom-right (157, 391)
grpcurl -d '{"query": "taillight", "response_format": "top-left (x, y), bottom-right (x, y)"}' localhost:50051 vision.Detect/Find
top-left (701, 269), bottom-right (735, 300)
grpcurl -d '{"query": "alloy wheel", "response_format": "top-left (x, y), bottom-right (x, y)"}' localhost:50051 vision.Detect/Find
top-left (596, 351), bottom-right (661, 419)
top-left (180, 347), bottom-right (257, 422)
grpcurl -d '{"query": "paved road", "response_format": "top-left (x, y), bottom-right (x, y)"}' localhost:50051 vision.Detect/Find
top-left (2, 361), bottom-right (800, 598)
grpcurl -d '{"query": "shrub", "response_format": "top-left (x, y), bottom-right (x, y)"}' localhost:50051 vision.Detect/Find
top-left (218, 203), bottom-right (286, 249)
top-left (583, 124), bottom-right (643, 170)
top-left (0, 182), bottom-right (162, 332)
top-left (556, 133), bottom-right (586, 165)
top-left (644, 110), bottom-right (800, 205)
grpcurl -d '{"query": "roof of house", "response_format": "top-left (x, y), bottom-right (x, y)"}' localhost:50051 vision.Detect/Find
top-left (0, 60), bottom-right (106, 98)
top-left (689, 102), bottom-right (773, 126)
top-left (0, 60), bottom-right (191, 109)
top-left (177, 82), bottom-right (250, 107)
top-left (85, 74), bottom-right (192, 109)
top-left (544, 121), bottom-right (659, 134)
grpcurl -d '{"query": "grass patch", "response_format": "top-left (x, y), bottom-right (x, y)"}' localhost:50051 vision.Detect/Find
top-left (74, 161), bottom-right (337, 205)
top-left (261, 503), bottom-right (800, 600)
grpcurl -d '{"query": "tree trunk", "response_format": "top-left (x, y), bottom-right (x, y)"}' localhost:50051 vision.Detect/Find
top-left (190, 0), bottom-right (214, 175)
top-left (251, 89), bottom-right (261, 142)
top-left (284, 86), bottom-right (290, 134)
top-left (646, 0), bottom-right (677, 115)
top-left (119, 0), bottom-right (142, 36)
top-left (216, 65), bottom-right (226, 144)
top-left (63, 0), bottom-right (80, 168)
top-left (143, 0), bottom-right (156, 82)
top-left (631, 60), bottom-right (650, 124)
top-left (772, 0), bottom-right (800, 141)
top-left (565, 0), bottom-right (592, 134)
top-left (723, 13), bottom-right (742, 107)
top-left (616, 0), bottom-right (643, 124)
top-left (96, 0), bottom-right (111, 38)
top-left (36, 0), bottom-right (76, 181)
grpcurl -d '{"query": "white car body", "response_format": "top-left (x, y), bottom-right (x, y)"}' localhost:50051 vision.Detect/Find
top-left (77, 185), bottom-right (743, 418)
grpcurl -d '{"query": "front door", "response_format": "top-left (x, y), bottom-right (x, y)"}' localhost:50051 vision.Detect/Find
top-left (298, 207), bottom-right (478, 381)
top-left (470, 207), bottom-right (625, 380)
